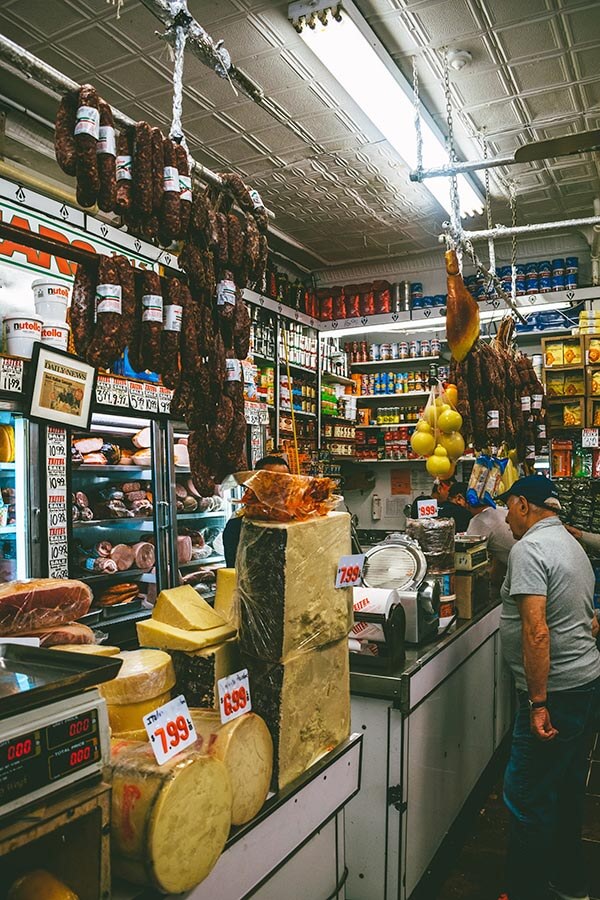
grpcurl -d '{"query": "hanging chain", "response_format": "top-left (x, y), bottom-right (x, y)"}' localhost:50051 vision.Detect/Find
top-left (443, 49), bottom-right (462, 242)
top-left (412, 55), bottom-right (424, 177)
top-left (483, 135), bottom-right (496, 290)
top-left (170, 21), bottom-right (188, 146)
top-left (509, 181), bottom-right (518, 305)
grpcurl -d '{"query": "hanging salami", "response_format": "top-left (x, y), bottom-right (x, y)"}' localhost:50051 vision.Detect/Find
top-left (86, 255), bottom-right (124, 369)
top-left (55, 89), bottom-right (79, 176)
top-left (96, 99), bottom-right (117, 212)
top-left (74, 84), bottom-right (100, 208)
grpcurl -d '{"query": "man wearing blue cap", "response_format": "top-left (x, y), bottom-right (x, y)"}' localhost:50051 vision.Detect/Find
top-left (497, 475), bottom-right (600, 900)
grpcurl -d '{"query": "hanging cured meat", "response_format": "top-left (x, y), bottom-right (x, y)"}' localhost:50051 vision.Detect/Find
top-left (445, 249), bottom-right (480, 362)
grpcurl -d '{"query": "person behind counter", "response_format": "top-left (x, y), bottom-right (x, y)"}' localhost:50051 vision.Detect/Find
top-left (565, 524), bottom-right (600, 553)
top-left (222, 455), bottom-right (290, 567)
top-left (466, 496), bottom-right (516, 591)
top-left (438, 482), bottom-right (472, 533)
top-left (497, 475), bottom-right (600, 900)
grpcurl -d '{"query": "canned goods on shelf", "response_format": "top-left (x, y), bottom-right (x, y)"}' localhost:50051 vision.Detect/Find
top-left (538, 261), bottom-right (552, 277)
top-left (369, 343), bottom-right (380, 361)
top-left (539, 276), bottom-right (552, 293)
top-left (420, 339), bottom-right (430, 356)
top-left (390, 342), bottom-right (400, 359)
top-left (380, 343), bottom-right (392, 361)
top-left (525, 262), bottom-right (539, 275)
top-left (399, 341), bottom-right (409, 359)
top-left (411, 282), bottom-right (424, 299)
top-left (566, 273), bottom-right (578, 288)
top-left (552, 259), bottom-right (565, 275)
top-left (409, 340), bottom-right (420, 358)
top-left (515, 264), bottom-right (525, 277)
top-left (552, 275), bottom-right (566, 291)
top-left (434, 295), bottom-right (446, 307)
top-left (430, 338), bottom-right (441, 355)
top-left (566, 256), bottom-right (579, 273)
top-left (422, 296), bottom-right (434, 307)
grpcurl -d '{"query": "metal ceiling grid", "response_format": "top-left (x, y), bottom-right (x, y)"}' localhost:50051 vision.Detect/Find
top-left (0, 0), bottom-right (598, 274)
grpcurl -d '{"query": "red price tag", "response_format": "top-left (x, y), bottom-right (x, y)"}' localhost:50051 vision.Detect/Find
top-left (417, 499), bottom-right (438, 519)
top-left (218, 669), bottom-right (252, 725)
top-left (143, 694), bottom-right (196, 765)
top-left (335, 554), bottom-right (365, 588)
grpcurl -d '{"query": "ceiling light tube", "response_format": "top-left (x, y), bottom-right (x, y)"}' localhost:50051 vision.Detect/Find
top-left (292, 1), bottom-right (485, 218)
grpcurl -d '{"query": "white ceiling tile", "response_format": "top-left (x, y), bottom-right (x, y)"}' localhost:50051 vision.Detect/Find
top-left (486, 0), bottom-right (550, 26)
top-left (411, 0), bottom-right (480, 45)
top-left (524, 88), bottom-right (578, 121)
top-left (564, 8), bottom-right (600, 45)
top-left (496, 19), bottom-right (560, 60)
top-left (511, 57), bottom-right (569, 93)
top-left (453, 70), bottom-right (510, 106)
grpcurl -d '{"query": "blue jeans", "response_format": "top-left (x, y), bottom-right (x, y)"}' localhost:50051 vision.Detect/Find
top-left (503, 677), bottom-right (600, 900)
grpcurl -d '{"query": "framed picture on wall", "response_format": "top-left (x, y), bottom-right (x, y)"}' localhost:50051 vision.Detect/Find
top-left (25, 344), bottom-right (97, 430)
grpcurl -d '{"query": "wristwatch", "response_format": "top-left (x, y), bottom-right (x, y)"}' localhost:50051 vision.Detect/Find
top-left (528, 699), bottom-right (547, 710)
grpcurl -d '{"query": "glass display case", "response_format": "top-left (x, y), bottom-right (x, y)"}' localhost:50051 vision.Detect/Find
top-left (0, 412), bottom-right (32, 582)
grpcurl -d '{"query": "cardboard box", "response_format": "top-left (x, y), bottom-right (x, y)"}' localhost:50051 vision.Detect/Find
top-left (545, 372), bottom-right (564, 397)
top-left (456, 567), bottom-right (490, 619)
top-left (563, 371), bottom-right (584, 395)
top-left (544, 341), bottom-right (563, 367)
top-left (563, 339), bottom-right (582, 365)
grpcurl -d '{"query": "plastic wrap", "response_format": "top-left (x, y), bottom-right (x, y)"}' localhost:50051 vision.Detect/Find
top-left (109, 741), bottom-right (232, 893)
top-left (14, 622), bottom-right (97, 646)
top-left (242, 637), bottom-right (350, 791)
top-left (99, 649), bottom-right (176, 705)
top-left (190, 709), bottom-right (273, 825)
top-left (236, 511), bottom-right (353, 662)
top-left (466, 455), bottom-right (509, 507)
top-left (235, 470), bottom-right (340, 522)
top-left (406, 517), bottom-right (455, 572)
top-left (0, 579), bottom-right (92, 635)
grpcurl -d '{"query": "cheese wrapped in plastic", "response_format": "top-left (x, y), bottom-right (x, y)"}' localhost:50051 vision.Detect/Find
top-left (235, 469), bottom-right (341, 522)
top-left (109, 741), bottom-right (231, 893)
top-left (244, 638), bottom-right (350, 791)
top-left (236, 511), bottom-right (353, 662)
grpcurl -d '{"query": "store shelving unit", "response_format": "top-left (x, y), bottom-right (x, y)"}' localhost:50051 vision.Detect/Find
top-left (357, 391), bottom-right (431, 403)
top-left (351, 356), bottom-right (441, 371)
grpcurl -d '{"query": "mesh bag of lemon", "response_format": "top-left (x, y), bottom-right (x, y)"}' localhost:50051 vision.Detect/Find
top-left (410, 382), bottom-right (465, 478)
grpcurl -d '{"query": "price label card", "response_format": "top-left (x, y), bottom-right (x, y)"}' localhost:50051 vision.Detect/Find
top-left (218, 669), bottom-right (252, 725)
top-left (582, 428), bottom-right (599, 448)
top-left (143, 694), bottom-right (197, 765)
top-left (95, 375), bottom-right (111, 406)
top-left (128, 381), bottom-right (145, 411)
top-left (158, 386), bottom-right (172, 414)
top-left (335, 553), bottom-right (365, 588)
top-left (0, 357), bottom-right (24, 394)
top-left (144, 383), bottom-right (159, 414)
top-left (417, 498), bottom-right (438, 519)
top-left (111, 378), bottom-right (130, 408)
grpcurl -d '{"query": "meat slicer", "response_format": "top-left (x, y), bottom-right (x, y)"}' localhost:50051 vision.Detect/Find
top-left (360, 533), bottom-right (440, 645)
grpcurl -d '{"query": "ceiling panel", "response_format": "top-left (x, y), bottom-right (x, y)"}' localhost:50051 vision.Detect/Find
top-left (0, 0), bottom-right (598, 272)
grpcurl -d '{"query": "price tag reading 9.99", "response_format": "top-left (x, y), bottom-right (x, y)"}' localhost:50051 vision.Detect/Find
top-left (218, 669), bottom-right (252, 725)
top-left (335, 553), bottom-right (365, 589)
top-left (143, 694), bottom-right (197, 765)
top-left (417, 498), bottom-right (438, 519)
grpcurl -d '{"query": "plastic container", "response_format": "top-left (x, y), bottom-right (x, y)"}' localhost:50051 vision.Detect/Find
top-left (32, 278), bottom-right (69, 323)
top-left (4, 315), bottom-right (42, 358)
top-left (41, 322), bottom-right (70, 351)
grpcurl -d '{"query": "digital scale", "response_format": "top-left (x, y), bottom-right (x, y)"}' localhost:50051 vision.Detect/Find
top-left (0, 644), bottom-right (120, 821)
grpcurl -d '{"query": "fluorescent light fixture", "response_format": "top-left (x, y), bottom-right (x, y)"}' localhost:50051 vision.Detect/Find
top-left (293, 3), bottom-right (484, 218)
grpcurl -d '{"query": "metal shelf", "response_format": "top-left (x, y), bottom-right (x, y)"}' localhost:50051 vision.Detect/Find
top-left (357, 392), bottom-right (430, 404)
top-left (282, 362), bottom-right (318, 378)
top-left (76, 568), bottom-right (156, 584)
top-left (74, 465), bottom-right (153, 476)
top-left (321, 371), bottom-right (354, 386)
top-left (178, 555), bottom-right (225, 568)
top-left (356, 422), bottom-right (418, 429)
top-left (177, 511), bottom-right (227, 520)
top-left (73, 518), bottom-right (154, 530)
top-left (280, 409), bottom-right (317, 418)
top-left (543, 364), bottom-right (584, 371)
top-left (351, 356), bottom-right (440, 370)
top-left (0, 463), bottom-right (15, 471)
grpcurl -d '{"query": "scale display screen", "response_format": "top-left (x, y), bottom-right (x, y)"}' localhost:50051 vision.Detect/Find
top-left (0, 710), bottom-right (100, 808)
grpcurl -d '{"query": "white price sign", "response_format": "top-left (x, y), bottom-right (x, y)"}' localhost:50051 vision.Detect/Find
top-left (128, 381), bottom-right (145, 411)
top-left (0, 357), bottom-right (24, 393)
top-left (158, 386), bottom-right (172, 414)
top-left (95, 375), bottom-right (111, 405)
top-left (143, 694), bottom-right (197, 765)
top-left (582, 428), bottom-right (599, 448)
top-left (143, 383), bottom-right (159, 414)
top-left (417, 498), bottom-right (438, 519)
top-left (335, 553), bottom-right (365, 588)
top-left (218, 669), bottom-right (252, 725)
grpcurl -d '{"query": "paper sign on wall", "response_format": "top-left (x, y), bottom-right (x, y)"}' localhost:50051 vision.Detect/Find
top-left (390, 468), bottom-right (411, 495)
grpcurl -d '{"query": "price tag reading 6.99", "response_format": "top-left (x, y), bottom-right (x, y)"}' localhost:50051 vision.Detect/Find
top-left (335, 553), bottom-right (365, 588)
top-left (143, 694), bottom-right (197, 765)
top-left (218, 669), bottom-right (252, 725)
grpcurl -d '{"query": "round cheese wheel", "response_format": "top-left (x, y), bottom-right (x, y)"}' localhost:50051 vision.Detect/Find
top-left (100, 649), bottom-right (175, 705)
top-left (8, 870), bottom-right (79, 900)
top-left (110, 742), bottom-right (232, 893)
top-left (111, 728), bottom-right (148, 742)
top-left (190, 710), bottom-right (273, 825)
top-left (48, 644), bottom-right (120, 656)
top-left (107, 689), bottom-right (171, 734)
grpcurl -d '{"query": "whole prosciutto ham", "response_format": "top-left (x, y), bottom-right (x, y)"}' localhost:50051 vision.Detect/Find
top-left (0, 579), bottom-right (92, 635)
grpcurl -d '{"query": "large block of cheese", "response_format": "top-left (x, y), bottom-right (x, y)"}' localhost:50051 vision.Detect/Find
top-left (245, 637), bottom-right (350, 791)
top-left (153, 585), bottom-right (227, 631)
top-left (109, 741), bottom-right (232, 893)
top-left (107, 689), bottom-right (171, 734)
top-left (190, 709), bottom-right (273, 825)
top-left (99, 649), bottom-right (175, 705)
top-left (214, 568), bottom-right (238, 627)
top-left (49, 644), bottom-right (120, 656)
top-left (137, 618), bottom-right (236, 651)
top-left (237, 512), bottom-right (353, 662)
top-left (170, 639), bottom-right (239, 709)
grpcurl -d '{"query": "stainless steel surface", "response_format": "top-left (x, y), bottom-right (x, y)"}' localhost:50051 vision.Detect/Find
top-left (362, 535), bottom-right (427, 593)
top-left (448, 215), bottom-right (600, 243)
top-left (411, 155), bottom-right (516, 180)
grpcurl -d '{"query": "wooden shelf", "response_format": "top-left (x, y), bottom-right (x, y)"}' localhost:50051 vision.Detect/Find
top-left (543, 364), bottom-right (584, 371)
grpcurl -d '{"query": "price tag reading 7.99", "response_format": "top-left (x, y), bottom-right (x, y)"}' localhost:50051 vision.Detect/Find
top-left (143, 694), bottom-right (197, 765)
top-left (335, 553), bottom-right (365, 589)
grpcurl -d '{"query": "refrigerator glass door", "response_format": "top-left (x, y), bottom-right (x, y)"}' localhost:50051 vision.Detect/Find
top-left (0, 412), bottom-right (30, 582)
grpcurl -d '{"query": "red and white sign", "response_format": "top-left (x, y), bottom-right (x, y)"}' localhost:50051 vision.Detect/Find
top-left (218, 669), bottom-right (252, 725)
top-left (46, 426), bottom-right (69, 579)
top-left (417, 498), bottom-right (438, 519)
top-left (335, 553), bottom-right (365, 588)
top-left (143, 694), bottom-right (197, 765)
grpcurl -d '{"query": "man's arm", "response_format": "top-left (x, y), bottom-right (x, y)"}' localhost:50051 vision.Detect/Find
top-left (516, 593), bottom-right (558, 741)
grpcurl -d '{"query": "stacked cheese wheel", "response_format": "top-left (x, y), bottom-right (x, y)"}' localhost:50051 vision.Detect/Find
top-left (100, 649), bottom-right (175, 739)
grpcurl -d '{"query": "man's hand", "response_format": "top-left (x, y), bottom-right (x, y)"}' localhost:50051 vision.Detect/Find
top-left (592, 615), bottom-right (599, 639)
top-left (565, 524), bottom-right (583, 540)
top-left (530, 706), bottom-right (558, 741)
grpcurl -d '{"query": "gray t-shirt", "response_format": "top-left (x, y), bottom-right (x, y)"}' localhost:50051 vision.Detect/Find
top-left (467, 506), bottom-right (516, 564)
top-left (500, 516), bottom-right (600, 692)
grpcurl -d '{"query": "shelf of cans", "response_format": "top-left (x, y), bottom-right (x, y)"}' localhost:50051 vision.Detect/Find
top-left (279, 321), bottom-right (318, 372)
top-left (356, 425), bottom-right (421, 462)
top-left (350, 364), bottom-right (450, 398)
top-left (347, 337), bottom-right (443, 364)
top-left (321, 336), bottom-right (351, 380)
top-left (280, 374), bottom-right (317, 416)
top-left (357, 405), bottom-right (425, 427)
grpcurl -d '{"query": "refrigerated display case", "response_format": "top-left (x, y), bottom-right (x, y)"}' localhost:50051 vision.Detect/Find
top-left (0, 412), bottom-right (35, 582)
top-left (165, 422), bottom-right (229, 603)
top-left (69, 414), bottom-right (171, 640)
